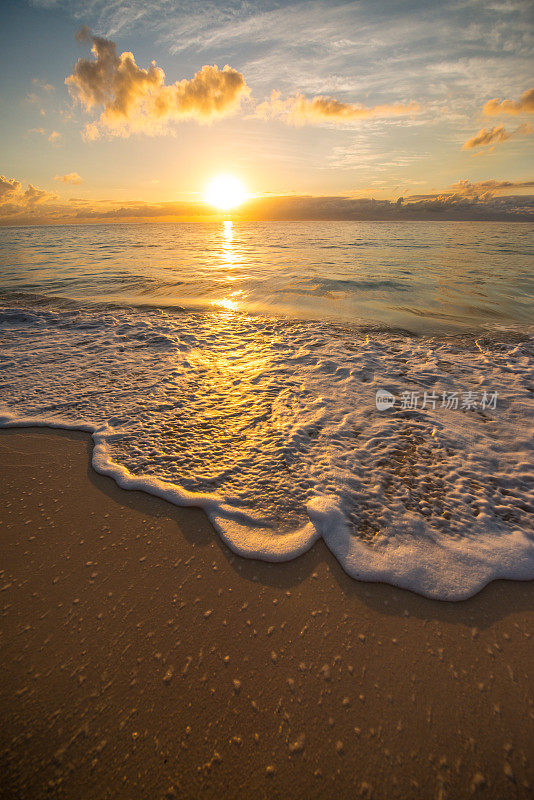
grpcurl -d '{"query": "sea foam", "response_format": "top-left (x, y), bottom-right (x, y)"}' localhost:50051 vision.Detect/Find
top-left (1, 300), bottom-right (532, 600)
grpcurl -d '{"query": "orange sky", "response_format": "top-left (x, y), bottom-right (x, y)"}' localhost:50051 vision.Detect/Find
top-left (0, 1), bottom-right (532, 224)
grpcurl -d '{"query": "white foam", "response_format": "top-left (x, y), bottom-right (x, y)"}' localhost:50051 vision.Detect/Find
top-left (1, 302), bottom-right (533, 600)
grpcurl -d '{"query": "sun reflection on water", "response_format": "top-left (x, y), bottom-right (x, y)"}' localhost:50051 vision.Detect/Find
top-left (217, 297), bottom-right (239, 311)
top-left (223, 219), bottom-right (233, 242)
top-left (221, 221), bottom-right (240, 270)
top-left (213, 220), bottom-right (244, 312)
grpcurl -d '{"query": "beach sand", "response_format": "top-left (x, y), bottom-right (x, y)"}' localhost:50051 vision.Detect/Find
top-left (0, 427), bottom-right (532, 800)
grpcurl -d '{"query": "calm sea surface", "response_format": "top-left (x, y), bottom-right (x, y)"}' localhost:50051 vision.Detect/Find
top-left (0, 221), bottom-right (532, 332)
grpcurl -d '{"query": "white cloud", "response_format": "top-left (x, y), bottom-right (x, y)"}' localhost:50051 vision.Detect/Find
top-left (0, 175), bottom-right (58, 216)
top-left (54, 172), bottom-right (83, 184)
top-left (256, 91), bottom-right (419, 125)
top-left (462, 122), bottom-right (532, 149)
top-left (483, 87), bottom-right (534, 115)
top-left (66, 27), bottom-right (250, 138)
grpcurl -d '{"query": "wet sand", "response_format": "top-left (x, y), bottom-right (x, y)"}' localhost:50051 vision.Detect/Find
top-left (0, 427), bottom-right (533, 800)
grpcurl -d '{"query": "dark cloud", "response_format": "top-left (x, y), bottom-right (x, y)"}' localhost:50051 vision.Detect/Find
top-left (74, 202), bottom-right (216, 219)
top-left (239, 190), bottom-right (533, 221)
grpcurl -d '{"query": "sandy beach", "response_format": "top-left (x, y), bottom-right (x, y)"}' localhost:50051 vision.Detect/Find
top-left (0, 427), bottom-right (532, 799)
top-left (2, 0), bottom-right (533, 795)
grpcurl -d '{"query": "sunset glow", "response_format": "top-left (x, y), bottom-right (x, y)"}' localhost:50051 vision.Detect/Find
top-left (1, 3), bottom-right (533, 798)
top-left (0, 0), bottom-right (531, 225)
top-left (204, 175), bottom-right (248, 211)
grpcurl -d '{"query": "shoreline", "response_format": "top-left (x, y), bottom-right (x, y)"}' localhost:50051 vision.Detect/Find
top-left (1, 410), bottom-right (533, 603)
top-left (1, 427), bottom-right (533, 799)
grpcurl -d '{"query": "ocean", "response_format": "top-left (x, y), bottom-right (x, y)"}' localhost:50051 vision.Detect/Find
top-left (0, 221), bottom-right (533, 599)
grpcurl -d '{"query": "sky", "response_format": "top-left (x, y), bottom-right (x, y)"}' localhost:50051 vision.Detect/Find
top-left (0, 0), bottom-right (533, 223)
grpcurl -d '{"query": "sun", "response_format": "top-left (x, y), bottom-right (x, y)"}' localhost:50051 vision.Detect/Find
top-left (204, 175), bottom-right (248, 210)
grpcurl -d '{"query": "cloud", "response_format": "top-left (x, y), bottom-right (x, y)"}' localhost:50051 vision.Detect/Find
top-left (408, 179), bottom-right (534, 202)
top-left (23, 184), bottom-right (54, 206)
top-left (256, 90), bottom-right (419, 125)
top-left (239, 191), bottom-right (533, 221)
top-left (32, 77), bottom-right (54, 92)
top-left (0, 175), bottom-right (58, 218)
top-left (1, 170), bottom-right (532, 226)
top-left (462, 125), bottom-right (510, 149)
top-left (73, 201), bottom-right (215, 220)
top-left (447, 179), bottom-right (534, 198)
top-left (54, 172), bottom-right (83, 184)
top-left (28, 127), bottom-right (63, 142)
top-left (483, 87), bottom-right (534, 115)
top-left (462, 122), bottom-right (532, 149)
top-left (0, 176), bottom-right (22, 200)
top-left (66, 27), bottom-right (250, 138)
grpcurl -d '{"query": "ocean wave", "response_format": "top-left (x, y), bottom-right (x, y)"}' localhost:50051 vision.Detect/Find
top-left (0, 299), bottom-right (532, 600)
